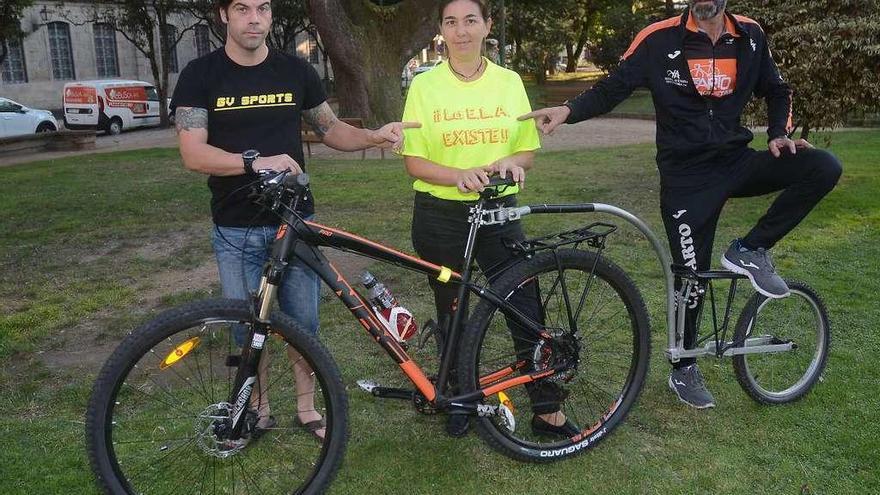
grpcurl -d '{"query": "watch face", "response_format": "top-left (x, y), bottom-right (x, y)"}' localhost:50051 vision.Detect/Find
top-left (242, 149), bottom-right (259, 161)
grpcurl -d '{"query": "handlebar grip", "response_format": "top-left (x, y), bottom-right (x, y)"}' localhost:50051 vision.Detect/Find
top-left (284, 172), bottom-right (310, 188)
top-left (487, 175), bottom-right (517, 187)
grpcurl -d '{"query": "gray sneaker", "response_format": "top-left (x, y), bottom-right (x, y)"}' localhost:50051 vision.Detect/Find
top-left (721, 239), bottom-right (790, 299)
top-left (668, 364), bottom-right (716, 409)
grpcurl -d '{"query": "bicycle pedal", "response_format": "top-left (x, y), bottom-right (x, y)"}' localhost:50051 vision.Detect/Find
top-left (356, 379), bottom-right (379, 393)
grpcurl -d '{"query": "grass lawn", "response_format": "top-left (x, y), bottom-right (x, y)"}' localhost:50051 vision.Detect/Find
top-left (1, 131), bottom-right (878, 493)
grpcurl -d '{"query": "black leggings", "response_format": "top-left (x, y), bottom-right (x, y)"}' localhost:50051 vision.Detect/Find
top-left (411, 192), bottom-right (564, 414)
top-left (660, 147), bottom-right (842, 368)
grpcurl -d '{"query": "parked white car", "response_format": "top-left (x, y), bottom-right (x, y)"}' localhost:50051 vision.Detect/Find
top-left (413, 60), bottom-right (442, 76)
top-left (0, 97), bottom-right (58, 138)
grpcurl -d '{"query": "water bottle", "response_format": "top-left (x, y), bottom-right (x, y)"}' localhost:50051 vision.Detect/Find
top-left (361, 271), bottom-right (418, 343)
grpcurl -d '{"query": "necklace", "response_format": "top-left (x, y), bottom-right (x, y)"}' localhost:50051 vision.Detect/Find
top-left (449, 57), bottom-right (484, 80)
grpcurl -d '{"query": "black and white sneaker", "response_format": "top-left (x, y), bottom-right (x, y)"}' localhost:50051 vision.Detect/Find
top-left (668, 364), bottom-right (716, 409)
top-left (721, 239), bottom-right (790, 299)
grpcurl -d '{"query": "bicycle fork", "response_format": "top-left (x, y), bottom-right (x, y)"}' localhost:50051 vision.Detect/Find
top-left (223, 227), bottom-right (291, 441)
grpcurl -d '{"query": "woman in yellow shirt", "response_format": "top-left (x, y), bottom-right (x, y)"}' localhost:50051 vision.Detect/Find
top-left (401, 0), bottom-right (576, 439)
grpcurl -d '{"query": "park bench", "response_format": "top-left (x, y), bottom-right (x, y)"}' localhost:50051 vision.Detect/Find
top-left (302, 117), bottom-right (385, 160)
top-left (540, 81), bottom-right (591, 107)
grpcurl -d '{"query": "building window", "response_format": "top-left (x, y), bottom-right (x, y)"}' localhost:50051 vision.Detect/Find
top-left (163, 24), bottom-right (179, 73)
top-left (94, 23), bottom-right (119, 78)
top-left (194, 25), bottom-right (211, 58)
top-left (308, 34), bottom-right (319, 64)
top-left (1, 38), bottom-right (28, 84)
top-left (48, 22), bottom-right (75, 80)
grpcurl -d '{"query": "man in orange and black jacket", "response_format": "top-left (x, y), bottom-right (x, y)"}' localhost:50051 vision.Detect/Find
top-left (522, 0), bottom-right (841, 409)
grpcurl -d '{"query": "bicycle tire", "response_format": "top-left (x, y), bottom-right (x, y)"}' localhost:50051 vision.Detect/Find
top-left (458, 249), bottom-right (650, 462)
top-left (732, 280), bottom-right (830, 405)
top-left (85, 298), bottom-right (348, 494)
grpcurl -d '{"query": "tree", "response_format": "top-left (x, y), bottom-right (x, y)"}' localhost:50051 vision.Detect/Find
top-left (0, 0), bottom-right (32, 66)
top-left (736, 0), bottom-right (880, 138)
top-left (307, 0), bottom-right (440, 125)
top-left (588, 1), bottom-right (642, 72)
top-left (64, 0), bottom-right (201, 127)
top-left (502, 1), bottom-right (580, 83)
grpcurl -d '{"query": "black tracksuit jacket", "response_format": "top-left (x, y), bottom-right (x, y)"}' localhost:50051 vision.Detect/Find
top-left (565, 9), bottom-right (792, 181)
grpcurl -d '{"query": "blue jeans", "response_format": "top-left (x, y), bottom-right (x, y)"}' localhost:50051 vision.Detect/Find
top-left (212, 224), bottom-right (320, 345)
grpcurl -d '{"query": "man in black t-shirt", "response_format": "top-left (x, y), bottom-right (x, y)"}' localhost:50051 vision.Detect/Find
top-left (171, 0), bottom-right (417, 441)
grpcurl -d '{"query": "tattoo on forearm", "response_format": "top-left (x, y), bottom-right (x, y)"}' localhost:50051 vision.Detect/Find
top-left (175, 107), bottom-right (208, 133)
top-left (302, 102), bottom-right (338, 138)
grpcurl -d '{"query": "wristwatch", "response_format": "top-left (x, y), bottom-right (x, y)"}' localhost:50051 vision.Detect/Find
top-left (242, 149), bottom-right (259, 175)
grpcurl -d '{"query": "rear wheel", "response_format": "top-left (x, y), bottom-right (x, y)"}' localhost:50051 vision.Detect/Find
top-left (107, 117), bottom-right (123, 135)
top-left (459, 249), bottom-right (650, 462)
top-left (86, 298), bottom-right (348, 494)
top-left (732, 281), bottom-right (830, 404)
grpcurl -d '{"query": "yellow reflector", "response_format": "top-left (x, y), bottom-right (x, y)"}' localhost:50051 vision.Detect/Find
top-left (437, 266), bottom-right (452, 283)
top-left (498, 391), bottom-right (515, 413)
top-left (160, 337), bottom-right (201, 370)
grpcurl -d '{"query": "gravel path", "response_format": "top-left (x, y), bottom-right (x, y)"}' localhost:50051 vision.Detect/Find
top-left (0, 117), bottom-right (656, 167)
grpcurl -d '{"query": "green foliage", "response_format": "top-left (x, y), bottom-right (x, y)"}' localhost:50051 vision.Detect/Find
top-left (0, 0), bottom-right (32, 65)
top-left (589, 1), bottom-right (679, 72)
top-left (735, 0), bottom-right (880, 136)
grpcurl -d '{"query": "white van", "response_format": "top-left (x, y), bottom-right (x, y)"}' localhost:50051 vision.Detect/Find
top-left (63, 80), bottom-right (162, 135)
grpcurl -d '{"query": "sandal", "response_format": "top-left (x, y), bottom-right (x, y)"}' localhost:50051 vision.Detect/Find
top-left (244, 410), bottom-right (277, 442)
top-left (295, 416), bottom-right (326, 443)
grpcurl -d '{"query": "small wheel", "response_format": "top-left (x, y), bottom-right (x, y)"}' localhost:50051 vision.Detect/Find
top-left (36, 121), bottom-right (56, 133)
top-left (732, 281), bottom-right (830, 404)
top-left (86, 298), bottom-right (348, 494)
top-left (107, 118), bottom-right (123, 135)
top-left (459, 249), bottom-right (650, 462)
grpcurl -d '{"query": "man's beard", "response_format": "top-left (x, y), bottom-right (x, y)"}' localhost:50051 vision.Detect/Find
top-left (690, 0), bottom-right (727, 20)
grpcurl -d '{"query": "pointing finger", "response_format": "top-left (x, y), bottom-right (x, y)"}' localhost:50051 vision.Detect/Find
top-left (517, 111), bottom-right (542, 121)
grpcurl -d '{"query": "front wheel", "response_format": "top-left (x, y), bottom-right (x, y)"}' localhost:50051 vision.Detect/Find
top-left (732, 281), bottom-right (830, 405)
top-left (458, 249), bottom-right (650, 462)
top-left (86, 298), bottom-right (348, 494)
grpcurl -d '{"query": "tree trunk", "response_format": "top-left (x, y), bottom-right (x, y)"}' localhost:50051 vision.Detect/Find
top-left (156, 7), bottom-right (171, 127)
top-left (308, 0), bottom-right (439, 126)
top-left (565, 44), bottom-right (577, 73)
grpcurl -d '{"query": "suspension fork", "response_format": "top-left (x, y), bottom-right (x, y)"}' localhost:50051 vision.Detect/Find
top-left (225, 222), bottom-right (298, 439)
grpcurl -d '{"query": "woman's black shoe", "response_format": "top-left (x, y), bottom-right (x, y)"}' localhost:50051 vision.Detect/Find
top-left (530, 415), bottom-right (580, 438)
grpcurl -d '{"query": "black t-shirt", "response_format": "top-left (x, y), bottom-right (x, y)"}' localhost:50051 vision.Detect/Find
top-left (171, 48), bottom-right (326, 226)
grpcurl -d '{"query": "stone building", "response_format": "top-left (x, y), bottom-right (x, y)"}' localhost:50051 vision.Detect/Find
top-left (0, 1), bottom-right (330, 111)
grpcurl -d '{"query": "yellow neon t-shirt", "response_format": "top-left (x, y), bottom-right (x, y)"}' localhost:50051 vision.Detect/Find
top-left (401, 58), bottom-right (541, 201)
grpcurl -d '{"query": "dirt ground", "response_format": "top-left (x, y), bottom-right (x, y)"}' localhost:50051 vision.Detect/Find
top-left (0, 117), bottom-right (655, 167)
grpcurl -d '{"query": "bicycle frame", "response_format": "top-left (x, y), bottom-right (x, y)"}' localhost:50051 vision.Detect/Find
top-left (252, 197), bottom-right (590, 411)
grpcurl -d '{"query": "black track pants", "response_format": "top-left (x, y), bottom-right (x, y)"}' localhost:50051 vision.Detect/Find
top-left (660, 148), bottom-right (842, 368)
top-left (411, 192), bottom-right (565, 414)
